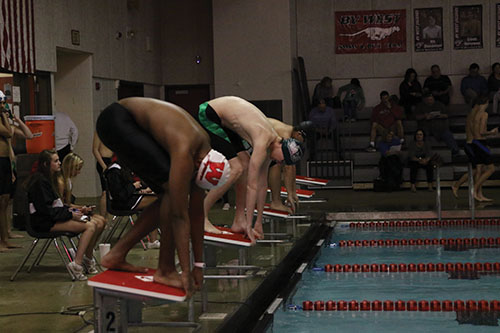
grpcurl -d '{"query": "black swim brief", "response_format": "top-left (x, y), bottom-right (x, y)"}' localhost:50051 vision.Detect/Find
top-left (472, 139), bottom-right (493, 166)
top-left (198, 102), bottom-right (246, 160)
top-left (96, 103), bottom-right (171, 194)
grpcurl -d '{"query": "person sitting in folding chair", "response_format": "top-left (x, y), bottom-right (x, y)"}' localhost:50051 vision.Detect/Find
top-left (25, 149), bottom-right (104, 280)
top-left (104, 159), bottom-right (159, 249)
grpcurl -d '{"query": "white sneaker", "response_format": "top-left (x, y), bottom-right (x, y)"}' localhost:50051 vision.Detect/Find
top-left (147, 240), bottom-right (160, 249)
top-left (222, 203), bottom-right (230, 211)
top-left (68, 248), bottom-right (76, 260)
top-left (83, 255), bottom-right (99, 274)
top-left (67, 261), bottom-right (87, 281)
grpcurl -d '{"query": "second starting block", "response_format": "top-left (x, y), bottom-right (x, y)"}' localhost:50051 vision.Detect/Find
top-left (88, 269), bottom-right (199, 332)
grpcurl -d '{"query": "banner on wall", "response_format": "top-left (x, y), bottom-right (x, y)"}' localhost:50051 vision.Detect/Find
top-left (335, 9), bottom-right (406, 54)
top-left (496, 4), bottom-right (500, 47)
top-left (414, 8), bottom-right (443, 52)
top-left (453, 5), bottom-right (482, 50)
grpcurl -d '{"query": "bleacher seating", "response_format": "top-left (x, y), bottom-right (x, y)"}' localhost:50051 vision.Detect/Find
top-left (315, 104), bottom-right (500, 188)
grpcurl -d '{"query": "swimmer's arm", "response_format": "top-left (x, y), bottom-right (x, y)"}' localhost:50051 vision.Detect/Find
top-left (246, 143), bottom-right (268, 224)
top-left (167, 153), bottom-right (193, 278)
top-left (92, 132), bottom-right (107, 170)
top-left (188, 185), bottom-right (205, 289)
top-left (479, 114), bottom-right (497, 137)
top-left (283, 165), bottom-right (298, 213)
top-left (0, 113), bottom-right (12, 138)
top-left (12, 115), bottom-right (33, 139)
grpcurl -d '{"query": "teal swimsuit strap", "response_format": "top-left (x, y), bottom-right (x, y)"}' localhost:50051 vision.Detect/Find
top-left (198, 102), bottom-right (231, 143)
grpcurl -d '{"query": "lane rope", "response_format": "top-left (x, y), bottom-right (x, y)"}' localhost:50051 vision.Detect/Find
top-left (317, 262), bottom-right (500, 273)
top-left (296, 299), bottom-right (500, 312)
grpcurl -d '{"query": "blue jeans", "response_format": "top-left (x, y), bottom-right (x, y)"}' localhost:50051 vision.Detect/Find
top-left (343, 100), bottom-right (357, 119)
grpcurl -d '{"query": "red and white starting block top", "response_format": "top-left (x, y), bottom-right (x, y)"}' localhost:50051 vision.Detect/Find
top-left (295, 175), bottom-right (329, 186)
top-left (88, 269), bottom-right (186, 302)
top-left (204, 226), bottom-right (253, 247)
top-left (266, 187), bottom-right (315, 199)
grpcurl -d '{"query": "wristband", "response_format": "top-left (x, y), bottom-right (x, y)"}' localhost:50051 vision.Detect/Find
top-left (194, 262), bottom-right (205, 268)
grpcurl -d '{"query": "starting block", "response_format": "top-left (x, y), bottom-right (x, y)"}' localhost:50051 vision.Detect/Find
top-left (295, 175), bottom-right (329, 186)
top-left (89, 269), bottom-right (199, 332)
top-left (267, 186), bottom-right (315, 199)
top-left (204, 226), bottom-right (252, 247)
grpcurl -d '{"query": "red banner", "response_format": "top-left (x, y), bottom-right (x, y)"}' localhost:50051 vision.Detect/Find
top-left (335, 10), bottom-right (406, 54)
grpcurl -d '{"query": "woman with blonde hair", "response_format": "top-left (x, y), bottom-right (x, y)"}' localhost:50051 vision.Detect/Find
top-left (60, 154), bottom-right (107, 256)
top-left (26, 150), bottom-right (104, 280)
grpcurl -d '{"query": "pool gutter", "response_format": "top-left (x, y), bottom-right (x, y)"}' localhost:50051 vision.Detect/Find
top-left (217, 221), bottom-right (332, 333)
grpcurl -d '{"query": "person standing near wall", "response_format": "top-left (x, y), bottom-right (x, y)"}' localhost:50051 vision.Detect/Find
top-left (54, 110), bottom-right (78, 162)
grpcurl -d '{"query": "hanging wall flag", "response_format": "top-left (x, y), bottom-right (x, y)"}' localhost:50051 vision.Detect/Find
top-left (453, 5), bottom-right (482, 50)
top-left (335, 9), bottom-right (406, 54)
top-left (0, 0), bottom-right (35, 74)
top-left (414, 8), bottom-right (443, 52)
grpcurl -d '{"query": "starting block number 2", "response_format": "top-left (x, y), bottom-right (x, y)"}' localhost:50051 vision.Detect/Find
top-left (106, 311), bottom-right (116, 332)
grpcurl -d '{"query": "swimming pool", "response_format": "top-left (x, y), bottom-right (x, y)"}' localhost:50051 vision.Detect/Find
top-left (272, 219), bottom-right (500, 332)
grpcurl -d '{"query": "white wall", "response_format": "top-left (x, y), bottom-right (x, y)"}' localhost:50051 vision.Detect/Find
top-left (212, 0), bottom-right (295, 123)
top-left (55, 51), bottom-right (95, 197)
top-left (35, 0), bottom-right (162, 85)
top-left (297, 0), bottom-right (500, 106)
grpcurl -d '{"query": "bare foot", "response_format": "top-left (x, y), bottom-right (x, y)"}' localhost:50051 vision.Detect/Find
top-left (474, 193), bottom-right (484, 202)
top-left (451, 185), bottom-right (459, 199)
top-left (153, 269), bottom-right (183, 289)
top-left (8, 233), bottom-right (24, 239)
top-left (269, 202), bottom-right (292, 213)
top-left (204, 219), bottom-right (222, 234)
top-left (0, 245), bottom-right (9, 252)
top-left (230, 223), bottom-right (260, 243)
top-left (101, 251), bottom-right (149, 272)
top-left (479, 195), bottom-right (493, 202)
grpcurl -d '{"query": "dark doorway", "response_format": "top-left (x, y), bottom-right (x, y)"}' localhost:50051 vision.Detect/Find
top-left (118, 80), bottom-right (144, 99)
top-left (165, 84), bottom-right (210, 118)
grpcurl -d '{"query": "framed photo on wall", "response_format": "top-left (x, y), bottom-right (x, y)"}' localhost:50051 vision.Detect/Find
top-left (496, 3), bottom-right (500, 47)
top-left (453, 5), bottom-right (482, 49)
top-left (414, 7), bottom-right (443, 52)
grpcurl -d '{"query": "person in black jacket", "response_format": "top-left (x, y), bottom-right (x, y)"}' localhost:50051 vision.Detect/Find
top-left (26, 149), bottom-right (104, 280)
top-left (105, 161), bottom-right (157, 211)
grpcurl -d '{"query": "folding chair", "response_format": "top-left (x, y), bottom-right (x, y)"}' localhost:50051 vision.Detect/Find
top-left (102, 182), bottom-right (148, 250)
top-left (10, 217), bottom-right (78, 281)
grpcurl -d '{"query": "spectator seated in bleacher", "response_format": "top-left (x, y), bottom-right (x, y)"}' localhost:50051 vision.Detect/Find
top-left (488, 62), bottom-right (500, 114)
top-left (399, 68), bottom-right (423, 119)
top-left (308, 98), bottom-right (337, 135)
top-left (25, 149), bottom-right (103, 280)
top-left (415, 93), bottom-right (460, 155)
top-left (408, 129), bottom-right (434, 192)
top-left (375, 131), bottom-right (403, 192)
top-left (312, 76), bottom-right (335, 108)
top-left (336, 78), bottom-right (365, 122)
top-left (366, 91), bottom-right (404, 152)
top-left (423, 64), bottom-right (452, 106)
top-left (461, 63), bottom-right (488, 105)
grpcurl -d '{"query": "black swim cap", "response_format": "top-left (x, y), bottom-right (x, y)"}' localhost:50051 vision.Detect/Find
top-left (281, 138), bottom-right (305, 165)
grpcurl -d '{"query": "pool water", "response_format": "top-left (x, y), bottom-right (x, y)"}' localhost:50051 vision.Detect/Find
top-left (272, 225), bottom-right (500, 332)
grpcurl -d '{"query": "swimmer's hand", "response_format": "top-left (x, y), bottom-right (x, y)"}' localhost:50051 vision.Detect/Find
top-left (71, 211), bottom-right (83, 221)
top-left (192, 267), bottom-right (203, 290)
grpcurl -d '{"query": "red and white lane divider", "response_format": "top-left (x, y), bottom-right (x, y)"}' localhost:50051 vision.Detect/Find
top-left (300, 299), bottom-right (500, 312)
top-left (335, 237), bottom-right (500, 247)
top-left (321, 262), bottom-right (500, 273)
top-left (348, 219), bottom-right (500, 228)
